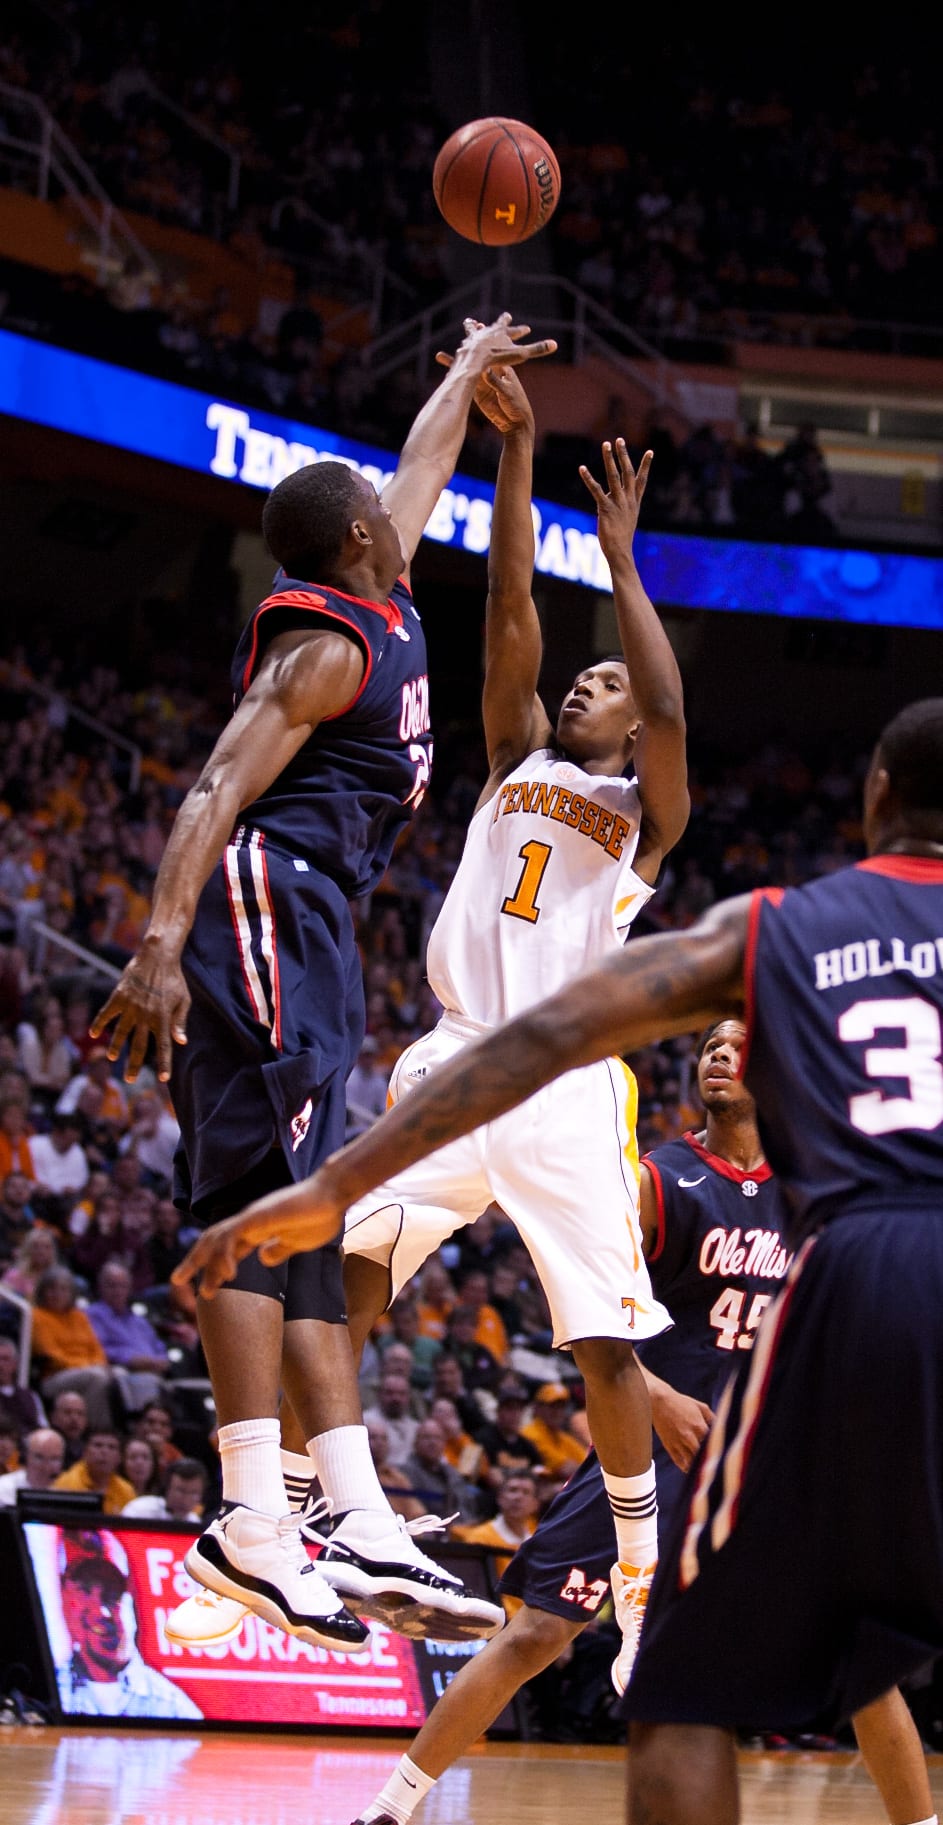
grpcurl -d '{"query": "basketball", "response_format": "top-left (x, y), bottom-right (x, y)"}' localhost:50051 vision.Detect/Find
top-left (432, 117), bottom-right (561, 247)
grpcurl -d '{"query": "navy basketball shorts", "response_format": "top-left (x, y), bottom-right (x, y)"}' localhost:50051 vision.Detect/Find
top-left (499, 1445), bottom-right (686, 1621)
top-left (197, 1149), bottom-right (346, 1322)
top-left (171, 832), bottom-right (363, 1323)
top-left (624, 1204), bottom-right (943, 1737)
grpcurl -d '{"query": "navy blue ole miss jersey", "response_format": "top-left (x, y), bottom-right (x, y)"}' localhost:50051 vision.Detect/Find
top-left (744, 855), bottom-right (943, 1243)
top-left (230, 571), bottom-right (432, 896)
top-left (637, 1132), bottom-right (792, 1413)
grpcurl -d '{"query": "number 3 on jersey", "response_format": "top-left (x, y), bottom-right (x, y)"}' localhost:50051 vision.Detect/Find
top-left (502, 840), bottom-right (552, 924)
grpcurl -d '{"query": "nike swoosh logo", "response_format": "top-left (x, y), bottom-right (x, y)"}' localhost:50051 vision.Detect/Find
top-left (678, 1175), bottom-right (706, 1188)
top-left (404, 1777), bottom-right (417, 1788)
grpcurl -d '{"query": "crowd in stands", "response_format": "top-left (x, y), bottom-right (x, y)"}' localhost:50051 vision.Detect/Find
top-left (2, 12), bottom-right (938, 540)
top-left (533, 32), bottom-right (942, 357)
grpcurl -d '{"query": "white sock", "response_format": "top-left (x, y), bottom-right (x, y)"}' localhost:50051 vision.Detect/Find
top-left (280, 1447), bottom-right (316, 1514)
top-left (363, 1754), bottom-right (435, 1823)
top-left (218, 1418), bottom-right (286, 1517)
top-left (310, 1424), bottom-right (392, 1519)
top-left (908, 1815), bottom-right (938, 1824)
top-left (602, 1463), bottom-right (658, 1569)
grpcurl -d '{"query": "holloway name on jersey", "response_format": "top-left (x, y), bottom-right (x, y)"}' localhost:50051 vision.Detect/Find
top-left (744, 854), bottom-right (943, 1244)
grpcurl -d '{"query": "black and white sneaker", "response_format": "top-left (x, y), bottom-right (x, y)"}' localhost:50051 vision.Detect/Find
top-left (302, 1505), bottom-right (506, 1642)
top-left (185, 1502), bottom-right (368, 1652)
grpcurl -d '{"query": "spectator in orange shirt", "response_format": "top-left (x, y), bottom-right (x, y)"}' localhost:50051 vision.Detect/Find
top-left (520, 1384), bottom-right (588, 1481)
top-left (428, 1396), bottom-right (490, 1489)
top-left (53, 1426), bottom-right (136, 1513)
top-left (30, 1264), bottom-right (120, 1430)
top-left (455, 1268), bottom-right (510, 1368)
top-left (415, 1257), bottom-right (456, 1343)
top-left (0, 1097), bottom-right (37, 1183)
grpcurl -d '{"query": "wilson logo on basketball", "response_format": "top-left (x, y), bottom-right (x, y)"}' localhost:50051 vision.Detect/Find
top-left (535, 158), bottom-right (556, 221)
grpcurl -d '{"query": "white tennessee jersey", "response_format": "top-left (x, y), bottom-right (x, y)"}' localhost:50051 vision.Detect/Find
top-left (425, 748), bottom-right (654, 1025)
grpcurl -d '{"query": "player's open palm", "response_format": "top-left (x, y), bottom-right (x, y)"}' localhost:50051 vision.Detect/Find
top-left (579, 438), bottom-right (653, 561)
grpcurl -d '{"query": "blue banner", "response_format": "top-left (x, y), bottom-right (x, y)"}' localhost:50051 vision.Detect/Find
top-left (2, 327), bottom-right (942, 629)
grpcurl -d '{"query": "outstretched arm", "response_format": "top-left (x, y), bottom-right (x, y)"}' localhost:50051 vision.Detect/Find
top-left (580, 440), bottom-right (689, 882)
top-left (173, 894), bottom-right (750, 1295)
top-left (636, 1163), bottom-right (712, 1471)
top-left (90, 627), bottom-right (364, 1081)
top-left (382, 314), bottom-right (556, 579)
top-left (475, 365), bottom-right (552, 806)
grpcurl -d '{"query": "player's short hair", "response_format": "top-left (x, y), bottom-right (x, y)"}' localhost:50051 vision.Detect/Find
top-left (877, 698), bottom-right (943, 813)
top-left (261, 461), bottom-right (366, 579)
top-left (694, 1017), bottom-right (745, 1061)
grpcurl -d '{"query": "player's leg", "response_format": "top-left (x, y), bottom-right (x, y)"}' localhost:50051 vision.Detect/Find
top-left (624, 1213), bottom-right (943, 1825)
top-left (568, 1334), bottom-right (657, 1692)
top-left (343, 1253), bottom-right (393, 1365)
top-left (168, 863), bottom-right (369, 1649)
top-left (280, 1251), bottom-right (503, 1643)
top-left (181, 1161), bottom-right (368, 1653)
top-left (340, 1017), bottom-right (490, 1368)
top-left (351, 1454), bottom-right (616, 1823)
top-left (352, 1604), bottom-right (582, 1825)
top-left (851, 1688), bottom-right (936, 1825)
top-left (167, 1388), bottom-right (333, 1650)
top-left (627, 1722), bottom-right (739, 1825)
top-left (491, 1058), bottom-right (668, 1685)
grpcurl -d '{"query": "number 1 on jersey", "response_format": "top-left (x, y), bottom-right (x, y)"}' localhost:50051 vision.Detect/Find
top-left (502, 840), bottom-right (552, 924)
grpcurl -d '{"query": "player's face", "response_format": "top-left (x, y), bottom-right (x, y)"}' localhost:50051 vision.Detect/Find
top-left (697, 1021), bottom-right (755, 1115)
top-left (555, 662), bottom-right (637, 764)
top-left (62, 1570), bottom-right (132, 1678)
top-left (366, 482), bottom-right (407, 575)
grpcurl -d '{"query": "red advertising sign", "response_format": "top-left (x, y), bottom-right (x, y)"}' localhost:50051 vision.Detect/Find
top-left (21, 1520), bottom-right (490, 1729)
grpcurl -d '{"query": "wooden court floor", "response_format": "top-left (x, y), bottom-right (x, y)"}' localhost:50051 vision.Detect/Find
top-left (2, 1727), bottom-right (942, 1824)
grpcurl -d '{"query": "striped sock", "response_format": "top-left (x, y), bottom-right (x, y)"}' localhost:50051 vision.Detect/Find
top-left (280, 1447), bottom-right (316, 1515)
top-left (602, 1462), bottom-right (658, 1569)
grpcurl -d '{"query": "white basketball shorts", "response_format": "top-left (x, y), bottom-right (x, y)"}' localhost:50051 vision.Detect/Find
top-left (343, 1014), bottom-right (671, 1349)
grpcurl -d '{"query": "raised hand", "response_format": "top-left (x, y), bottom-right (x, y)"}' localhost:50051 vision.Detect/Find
top-left (579, 439), bottom-right (653, 561)
top-left (441, 313), bottom-right (556, 388)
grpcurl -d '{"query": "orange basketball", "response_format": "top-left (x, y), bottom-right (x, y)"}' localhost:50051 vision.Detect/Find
top-left (432, 117), bottom-right (561, 247)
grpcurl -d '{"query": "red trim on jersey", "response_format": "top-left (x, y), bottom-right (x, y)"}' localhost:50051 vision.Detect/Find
top-left (240, 590), bottom-right (376, 714)
top-left (856, 854), bottom-right (943, 883)
top-left (740, 887), bottom-right (783, 1080)
top-left (258, 838), bottom-right (282, 1050)
top-left (679, 1130), bottom-right (773, 1186)
top-left (641, 1157), bottom-right (667, 1261)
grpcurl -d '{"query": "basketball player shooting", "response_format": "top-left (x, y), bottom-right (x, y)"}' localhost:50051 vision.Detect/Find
top-left (180, 357), bottom-right (691, 1683)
